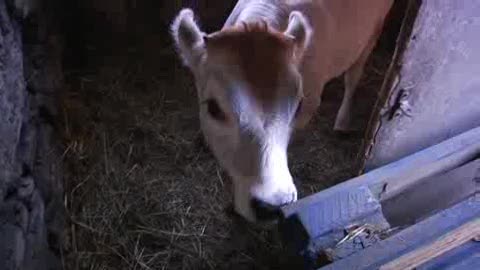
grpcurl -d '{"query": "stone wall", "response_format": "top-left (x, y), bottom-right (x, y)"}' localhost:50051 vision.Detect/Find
top-left (0, 0), bottom-right (63, 269)
top-left (0, 1), bottom-right (235, 268)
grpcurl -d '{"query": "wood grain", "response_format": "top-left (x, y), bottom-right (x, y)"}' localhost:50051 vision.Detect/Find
top-left (380, 218), bottom-right (480, 270)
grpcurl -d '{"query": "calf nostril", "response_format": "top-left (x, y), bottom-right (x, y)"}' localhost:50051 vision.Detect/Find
top-left (250, 198), bottom-right (282, 221)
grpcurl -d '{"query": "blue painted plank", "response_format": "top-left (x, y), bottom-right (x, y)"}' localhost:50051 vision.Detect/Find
top-left (383, 159), bottom-right (480, 226)
top-left (294, 186), bottom-right (387, 245)
top-left (279, 127), bottom-right (480, 269)
top-left (319, 197), bottom-right (480, 270)
top-left (418, 241), bottom-right (480, 270)
top-left (279, 186), bottom-right (389, 269)
top-left (282, 126), bottom-right (480, 219)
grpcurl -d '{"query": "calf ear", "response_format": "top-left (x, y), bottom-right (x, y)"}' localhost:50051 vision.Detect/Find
top-left (284, 11), bottom-right (312, 63)
top-left (171, 9), bottom-right (206, 69)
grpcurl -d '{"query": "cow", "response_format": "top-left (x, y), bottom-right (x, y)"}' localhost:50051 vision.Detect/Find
top-left (171, 0), bottom-right (393, 222)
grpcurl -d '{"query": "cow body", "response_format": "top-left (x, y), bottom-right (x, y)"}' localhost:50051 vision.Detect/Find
top-left (171, 0), bottom-right (393, 222)
top-left (225, 0), bottom-right (393, 129)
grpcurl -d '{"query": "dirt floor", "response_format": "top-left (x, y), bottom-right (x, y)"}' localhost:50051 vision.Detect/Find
top-left (60, 13), bottom-right (395, 270)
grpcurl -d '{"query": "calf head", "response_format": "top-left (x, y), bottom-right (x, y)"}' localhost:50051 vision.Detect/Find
top-left (171, 9), bottom-right (312, 222)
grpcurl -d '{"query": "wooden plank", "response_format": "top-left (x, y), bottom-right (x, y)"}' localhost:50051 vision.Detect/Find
top-left (279, 186), bottom-right (389, 269)
top-left (319, 197), bottom-right (480, 270)
top-left (285, 186), bottom-right (387, 244)
top-left (379, 218), bottom-right (480, 270)
top-left (282, 126), bottom-right (480, 218)
top-left (418, 241), bottom-right (480, 270)
top-left (280, 128), bottom-right (480, 268)
top-left (360, 0), bottom-right (421, 173)
top-left (382, 159), bottom-right (480, 226)
top-left (377, 144), bottom-right (480, 201)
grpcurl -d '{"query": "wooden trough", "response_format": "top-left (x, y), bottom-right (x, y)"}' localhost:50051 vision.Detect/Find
top-left (280, 126), bottom-right (480, 269)
top-left (279, 1), bottom-right (480, 269)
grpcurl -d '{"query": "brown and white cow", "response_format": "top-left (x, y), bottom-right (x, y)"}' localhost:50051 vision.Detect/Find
top-left (171, 0), bottom-right (393, 222)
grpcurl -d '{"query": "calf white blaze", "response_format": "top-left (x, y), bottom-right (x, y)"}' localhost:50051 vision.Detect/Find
top-left (171, 0), bottom-right (392, 222)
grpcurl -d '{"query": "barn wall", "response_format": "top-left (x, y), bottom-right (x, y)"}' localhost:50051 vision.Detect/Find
top-left (66, 0), bottom-right (236, 39)
top-left (61, 0), bottom-right (236, 69)
top-left (363, 0), bottom-right (480, 170)
top-left (0, 0), bottom-right (63, 269)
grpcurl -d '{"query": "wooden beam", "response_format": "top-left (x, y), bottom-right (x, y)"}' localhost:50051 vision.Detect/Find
top-left (382, 159), bottom-right (480, 226)
top-left (379, 218), bottom-right (480, 270)
top-left (282, 126), bottom-right (480, 218)
top-left (318, 197), bottom-right (480, 270)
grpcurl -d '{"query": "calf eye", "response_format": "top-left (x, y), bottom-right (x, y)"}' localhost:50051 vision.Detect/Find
top-left (206, 99), bottom-right (227, 122)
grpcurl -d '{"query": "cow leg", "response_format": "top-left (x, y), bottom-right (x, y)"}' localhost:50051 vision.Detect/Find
top-left (334, 31), bottom-right (380, 132)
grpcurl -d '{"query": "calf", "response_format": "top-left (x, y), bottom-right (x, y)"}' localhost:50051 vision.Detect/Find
top-left (171, 0), bottom-right (393, 222)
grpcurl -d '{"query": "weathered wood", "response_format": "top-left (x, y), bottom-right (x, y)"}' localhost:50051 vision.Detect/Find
top-left (319, 196), bottom-right (480, 270)
top-left (282, 126), bottom-right (480, 218)
top-left (383, 159), bottom-right (480, 226)
top-left (379, 218), bottom-right (480, 270)
top-left (363, 0), bottom-right (480, 170)
top-left (280, 127), bottom-right (480, 268)
top-left (418, 240), bottom-right (480, 270)
top-left (359, 0), bottom-right (421, 174)
top-left (280, 186), bottom-right (389, 268)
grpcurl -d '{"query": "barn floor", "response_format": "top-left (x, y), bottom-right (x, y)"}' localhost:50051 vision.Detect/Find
top-left (60, 16), bottom-right (395, 270)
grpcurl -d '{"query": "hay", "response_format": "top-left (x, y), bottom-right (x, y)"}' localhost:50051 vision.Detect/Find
top-left (61, 27), bottom-right (392, 269)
